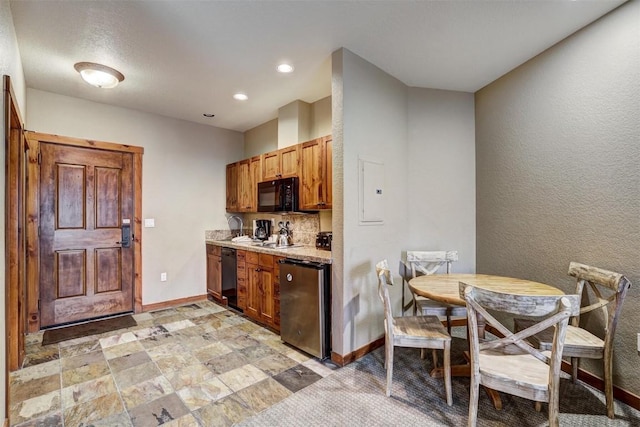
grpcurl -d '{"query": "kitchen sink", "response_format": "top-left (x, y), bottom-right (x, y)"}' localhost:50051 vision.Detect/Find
top-left (250, 242), bottom-right (302, 249)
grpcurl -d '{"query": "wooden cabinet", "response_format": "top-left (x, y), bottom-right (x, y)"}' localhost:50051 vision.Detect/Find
top-left (236, 250), bottom-right (247, 310)
top-left (300, 135), bottom-right (332, 210)
top-left (261, 145), bottom-right (300, 181)
top-left (206, 244), bottom-right (223, 303)
top-left (226, 134), bottom-right (332, 213)
top-left (245, 251), bottom-right (278, 330)
top-left (273, 256), bottom-right (284, 329)
top-left (237, 156), bottom-right (261, 212)
top-left (225, 162), bottom-right (239, 212)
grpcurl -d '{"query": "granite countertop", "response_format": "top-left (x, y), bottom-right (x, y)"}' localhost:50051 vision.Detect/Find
top-left (206, 239), bottom-right (332, 264)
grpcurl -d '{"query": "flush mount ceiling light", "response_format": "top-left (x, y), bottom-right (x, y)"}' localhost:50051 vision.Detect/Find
top-left (74, 62), bottom-right (124, 89)
top-left (233, 93), bottom-right (248, 101)
top-left (276, 63), bottom-right (294, 73)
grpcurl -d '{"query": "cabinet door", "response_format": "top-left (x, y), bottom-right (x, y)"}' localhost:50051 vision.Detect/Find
top-left (236, 250), bottom-right (247, 310)
top-left (237, 159), bottom-right (251, 212)
top-left (246, 262), bottom-right (261, 320)
top-left (300, 138), bottom-right (324, 210)
top-left (248, 156), bottom-right (261, 211)
top-left (225, 162), bottom-right (239, 212)
top-left (206, 245), bottom-right (222, 301)
top-left (261, 150), bottom-right (280, 181)
top-left (259, 265), bottom-right (275, 326)
top-left (279, 145), bottom-right (300, 178)
top-left (323, 136), bottom-right (332, 209)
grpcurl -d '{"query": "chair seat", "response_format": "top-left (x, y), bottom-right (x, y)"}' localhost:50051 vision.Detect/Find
top-left (514, 319), bottom-right (605, 357)
top-left (415, 297), bottom-right (467, 316)
top-left (479, 350), bottom-right (552, 395)
top-left (393, 315), bottom-right (451, 348)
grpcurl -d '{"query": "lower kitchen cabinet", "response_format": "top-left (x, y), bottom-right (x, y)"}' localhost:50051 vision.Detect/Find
top-left (245, 251), bottom-right (279, 331)
top-left (206, 244), bottom-right (223, 303)
top-left (236, 250), bottom-right (247, 310)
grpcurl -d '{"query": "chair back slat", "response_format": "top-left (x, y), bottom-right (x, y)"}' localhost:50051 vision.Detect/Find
top-left (567, 262), bottom-right (632, 342)
top-left (407, 250), bottom-right (458, 276)
top-left (463, 286), bottom-right (578, 366)
top-left (376, 260), bottom-right (395, 338)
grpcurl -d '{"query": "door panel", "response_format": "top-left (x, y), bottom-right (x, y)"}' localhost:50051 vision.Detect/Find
top-left (95, 167), bottom-right (121, 228)
top-left (40, 143), bottom-right (134, 327)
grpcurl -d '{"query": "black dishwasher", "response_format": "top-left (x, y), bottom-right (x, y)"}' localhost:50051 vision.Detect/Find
top-left (221, 247), bottom-right (239, 311)
top-left (279, 259), bottom-right (330, 359)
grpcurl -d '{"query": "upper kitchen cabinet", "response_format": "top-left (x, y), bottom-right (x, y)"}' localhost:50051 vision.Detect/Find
top-left (300, 136), bottom-right (332, 210)
top-left (237, 156), bottom-right (261, 212)
top-left (225, 162), bottom-right (239, 212)
top-left (261, 145), bottom-right (300, 181)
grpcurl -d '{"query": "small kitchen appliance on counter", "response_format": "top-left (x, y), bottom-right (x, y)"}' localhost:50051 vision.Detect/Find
top-left (254, 219), bottom-right (272, 241)
top-left (316, 231), bottom-right (332, 251)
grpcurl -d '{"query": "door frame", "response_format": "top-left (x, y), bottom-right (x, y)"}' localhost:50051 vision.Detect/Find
top-left (4, 75), bottom-right (26, 426)
top-left (25, 131), bottom-right (144, 332)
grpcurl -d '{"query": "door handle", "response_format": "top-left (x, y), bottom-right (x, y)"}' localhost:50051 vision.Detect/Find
top-left (120, 219), bottom-right (132, 248)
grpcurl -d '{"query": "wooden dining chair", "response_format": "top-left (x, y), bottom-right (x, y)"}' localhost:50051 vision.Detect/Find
top-left (514, 262), bottom-right (632, 419)
top-left (401, 251), bottom-right (466, 333)
top-left (462, 283), bottom-right (579, 427)
top-left (376, 260), bottom-right (452, 405)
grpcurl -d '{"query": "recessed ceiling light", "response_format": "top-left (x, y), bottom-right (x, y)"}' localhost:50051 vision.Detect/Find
top-left (233, 93), bottom-right (248, 101)
top-left (277, 63), bottom-right (294, 73)
top-left (74, 62), bottom-right (124, 89)
top-left (203, 113), bottom-right (215, 118)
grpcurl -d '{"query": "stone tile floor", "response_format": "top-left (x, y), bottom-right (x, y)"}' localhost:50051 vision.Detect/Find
top-left (9, 300), bottom-right (337, 426)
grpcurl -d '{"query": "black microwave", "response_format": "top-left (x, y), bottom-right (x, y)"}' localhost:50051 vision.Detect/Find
top-left (257, 177), bottom-right (299, 212)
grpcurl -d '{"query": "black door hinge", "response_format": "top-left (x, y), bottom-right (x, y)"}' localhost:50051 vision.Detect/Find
top-left (37, 152), bottom-right (42, 164)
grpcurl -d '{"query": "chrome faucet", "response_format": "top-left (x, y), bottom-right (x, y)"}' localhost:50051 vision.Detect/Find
top-left (227, 215), bottom-right (244, 237)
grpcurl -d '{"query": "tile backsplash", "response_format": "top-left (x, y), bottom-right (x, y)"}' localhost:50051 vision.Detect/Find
top-left (206, 212), bottom-right (324, 246)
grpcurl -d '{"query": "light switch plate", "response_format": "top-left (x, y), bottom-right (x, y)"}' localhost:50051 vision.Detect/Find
top-left (144, 218), bottom-right (155, 228)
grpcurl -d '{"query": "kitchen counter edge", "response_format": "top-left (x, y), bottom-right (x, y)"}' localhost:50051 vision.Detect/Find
top-left (206, 240), bottom-right (332, 264)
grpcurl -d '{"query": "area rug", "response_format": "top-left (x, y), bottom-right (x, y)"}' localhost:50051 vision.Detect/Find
top-left (42, 314), bottom-right (137, 345)
top-left (238, 338), bottom-right (640, 426)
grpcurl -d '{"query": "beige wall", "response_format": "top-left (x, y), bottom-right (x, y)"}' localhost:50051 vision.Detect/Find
top-left (243, 96), bottom-right (333, 159)
top-left (310, 96), bottom-right (332, 139)
top-left (26, 89), bottom-right (245, 306)
top-left (476, 1), bottom-right (639, 393)
top-left (407, 88), bottom-right (476, 273)
top-left (244, 118), bottom-right (278, 158)
top-left (0, 0), bottom-right (26, 421)
top-left (332, 49), bottom-right (477, 357)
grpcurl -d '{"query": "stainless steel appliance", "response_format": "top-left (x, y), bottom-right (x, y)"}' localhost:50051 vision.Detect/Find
top-left (315, 231), bottom-right (332, 251)
top-left (279, 259), bottom-right (330, 359)
top-left (221, 247), bottom-right (239, 310)
top-left (254, 219), bottom-right (272, 240)
top-left (257, 177), bottom-right (298, 213)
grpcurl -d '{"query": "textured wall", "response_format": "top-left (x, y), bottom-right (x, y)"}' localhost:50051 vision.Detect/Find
top-left (476, 1), bottom-right (640, 393)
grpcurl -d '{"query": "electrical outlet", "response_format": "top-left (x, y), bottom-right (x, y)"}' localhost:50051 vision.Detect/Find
top-left (160, 272), bottom-right (167, 282)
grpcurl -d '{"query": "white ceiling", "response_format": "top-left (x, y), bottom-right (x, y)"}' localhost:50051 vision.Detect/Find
top-left (9, 0), bottom-right (626, 133)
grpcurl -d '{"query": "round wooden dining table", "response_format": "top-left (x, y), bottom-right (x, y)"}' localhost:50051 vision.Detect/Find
top-left (408, 273), bottom-right (564, 409)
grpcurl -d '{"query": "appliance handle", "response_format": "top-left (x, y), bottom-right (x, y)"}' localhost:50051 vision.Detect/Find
top-left (279, 258), bottom-right (327, 269)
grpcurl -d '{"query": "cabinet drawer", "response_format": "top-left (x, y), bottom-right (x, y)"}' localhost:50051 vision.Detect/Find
top-left (206, 244), bottom-right (221, 256)
top-left (237, 250), bottom-right (246, 262)
top-left (258, 253), bottom-right (274, 268)
top-left (246, 251), bottom-right (259, 265)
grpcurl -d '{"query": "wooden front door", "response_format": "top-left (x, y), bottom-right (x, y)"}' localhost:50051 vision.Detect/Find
top-left (39, 143), bottom-right (135, 327)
